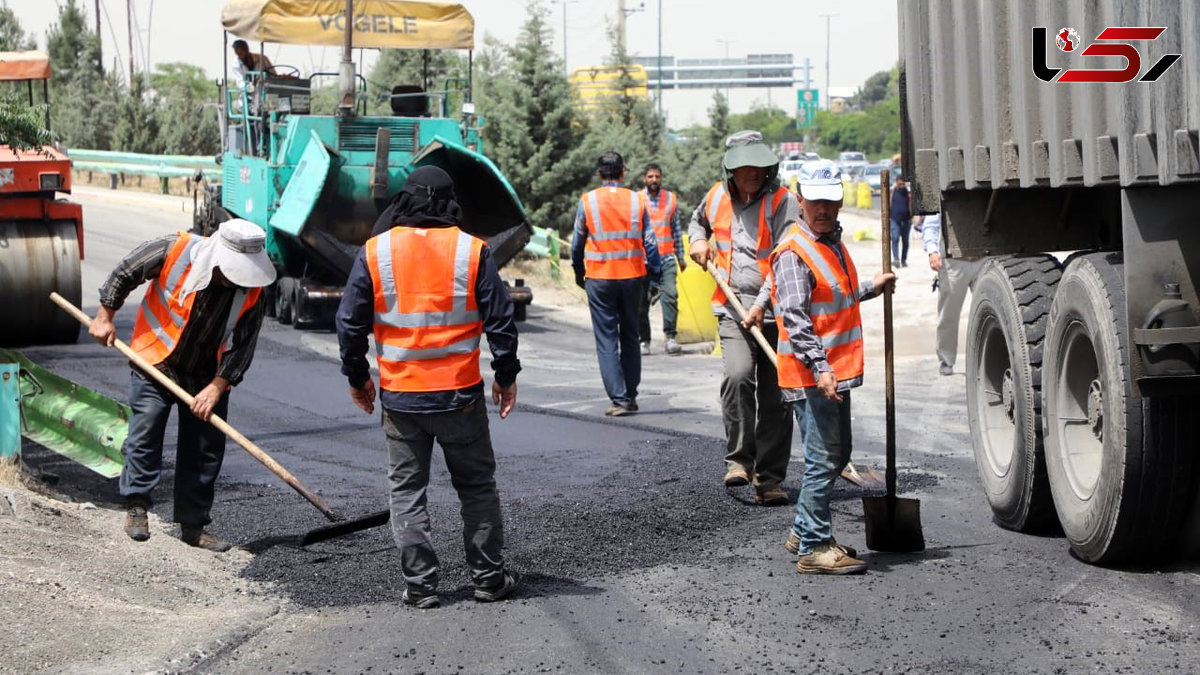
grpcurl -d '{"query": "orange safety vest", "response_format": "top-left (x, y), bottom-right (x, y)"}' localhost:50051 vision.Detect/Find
top-left (581, 185), bottom-right (648, 280)
top-left (769, 223), bottom-right (865, 389)
top-left (129, 231), bottom-right (262, 367)
top-left (640, 188), bottom-right (678, 256)
top-left (704, 182), bottom-right (790, 310)
top-left (365, 226), bottom-right (485, 393)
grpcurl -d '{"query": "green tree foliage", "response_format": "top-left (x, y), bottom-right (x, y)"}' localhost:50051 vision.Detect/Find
top-left (111, 79), bottom-right (160, 154)
top-left (706, 91), bottom-right (729, 148)
top-left (367, 48), bottom-right (466, 116)
top-left (45, 0), bottom-right (114, 149)
top-left (46, 0), bottom-right (101, 83)
top-left (151, 63), bottom-right (220, 155)
top-left (728, 103), bottom-right (801, 145)
top-left (811, 96), bottom-right (900, 158)
top-left (0, 91), bottom-right (53, 152)
top-left (475, 2), bottom-right (589, 237)
top-left (0, 1), bottom-right (35, 51)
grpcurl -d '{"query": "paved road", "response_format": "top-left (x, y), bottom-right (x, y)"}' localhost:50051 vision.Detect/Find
top-left (17, 187), bottom-right (1198, 673)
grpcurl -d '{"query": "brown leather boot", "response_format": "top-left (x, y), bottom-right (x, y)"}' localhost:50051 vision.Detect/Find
top-left (180, 525), bottom-right (233, 552)
top-left (124, 504), bottom-right (150, 542)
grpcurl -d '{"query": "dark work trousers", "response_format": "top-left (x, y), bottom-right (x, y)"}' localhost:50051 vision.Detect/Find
top-left (119, 369), bottom-right (230, 526)
top-left (718, 315), bottom-right (794, 490)
top-left (586, 277), bottom-right (643, 406)
top-left (639, 258), bottom-right (679, 344)
top-left (384, 402), bottom-right (505, 594)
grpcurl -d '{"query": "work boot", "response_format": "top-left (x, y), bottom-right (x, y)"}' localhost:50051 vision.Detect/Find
top-left (474, 570), bottom-right (522, 602)
top-left (664, 338), bottom-right (682, 355)
top-left (402, 588), bottom-right (440, 610)
top-left (723, 465), bottom-right (750, 487)
top-left (796, 542), bottom-right (867, 575)
top-left (755, 486), bottom-right (789, 506)
top-left (939, 362), bottom-right (954, 376)
top-left (786, 532), bottom-right (856, 559)
top-left (180, 525), bottom-right (233, 553)
top-left (640, 341), bottom-right (651, 356)
top-left (124, 503), bottom-right (150, 542)
top-left (626, 399), bottom-right (639, 412)
top-left (605, 403), bottom-right (632, 417)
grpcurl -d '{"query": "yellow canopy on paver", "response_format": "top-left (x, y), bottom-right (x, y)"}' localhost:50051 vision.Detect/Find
top-left (221, 0), bottom-right (474, 50)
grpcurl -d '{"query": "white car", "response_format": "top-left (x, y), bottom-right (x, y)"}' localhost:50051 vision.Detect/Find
top-left (778, 159), bottom-right (805, 191)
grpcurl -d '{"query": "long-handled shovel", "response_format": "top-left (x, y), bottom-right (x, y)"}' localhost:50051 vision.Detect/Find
top-left (861, 172), bottom-right (925, 553)
top-left (702, 262), bottom-right (884, 490)
top-left (51, 292), bottom-right (388, 543)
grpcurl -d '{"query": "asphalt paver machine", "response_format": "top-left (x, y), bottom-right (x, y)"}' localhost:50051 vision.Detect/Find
top-left (197, 0), bottom-right (532, 327)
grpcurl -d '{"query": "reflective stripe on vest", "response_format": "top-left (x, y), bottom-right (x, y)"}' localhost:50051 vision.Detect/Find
top-left (706, 182), bottom-right (788, 310)
top-left (769, 223), bottom-right (864, 389)
top-left (582, 187), bottom-right (647, 280)
top-left (641, 188), bottom-right (677, 256)
top-left (367, 226), bottom-right (485, 393)
top-left (130, 231), bottom-right (261, 366)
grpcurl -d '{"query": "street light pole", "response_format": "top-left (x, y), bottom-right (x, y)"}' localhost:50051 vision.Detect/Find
top-left (819, 13), bottom-right (836, 110)
top-left (657, 0), bottom-right (662, 120)
top-left (715, 38), bottom-right (733, 102)
top-left (554, 0), bottom-right (579, 75)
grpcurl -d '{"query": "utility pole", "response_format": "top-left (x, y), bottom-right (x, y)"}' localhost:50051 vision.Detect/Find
top-left (95, 0), bottom-right (102, 63)
top-left (819, 13), bottom-right (836, 110)
top-left (553, 0), bottom-right (579, 75)
top-left (656, 0), bottom-right (662, 120)
top-left (127, 0), bottom-right (135, 88)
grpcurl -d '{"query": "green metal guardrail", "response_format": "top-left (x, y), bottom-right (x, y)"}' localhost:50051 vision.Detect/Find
top-left (0, 349), bottom-right (128, 477)
top-left (67, 149), bottom-right (221, 193)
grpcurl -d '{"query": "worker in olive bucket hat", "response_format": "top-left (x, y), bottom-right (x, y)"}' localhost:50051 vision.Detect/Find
top-left (688, 131), bottom-right (800, 505)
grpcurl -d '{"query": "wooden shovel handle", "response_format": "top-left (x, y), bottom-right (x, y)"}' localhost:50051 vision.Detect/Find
top-left (703, 261), bottom-right (778, 368)
top-left (50, 292), bottom-right (340, 522)
top-left (880, 170), bottom-right (897, 498)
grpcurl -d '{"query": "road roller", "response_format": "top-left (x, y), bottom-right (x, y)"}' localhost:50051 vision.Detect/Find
top-left (0, 50), bottom-right (83, 346)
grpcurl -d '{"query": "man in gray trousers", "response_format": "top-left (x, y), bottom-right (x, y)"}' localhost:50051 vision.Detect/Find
top-left (337, 167), bottom-right (522, 609)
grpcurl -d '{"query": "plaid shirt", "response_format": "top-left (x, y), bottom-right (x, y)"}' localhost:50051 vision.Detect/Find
top-left (773, 220), bottom-right (878, 401)
top-left (99, 234), bottom-right (266, 394)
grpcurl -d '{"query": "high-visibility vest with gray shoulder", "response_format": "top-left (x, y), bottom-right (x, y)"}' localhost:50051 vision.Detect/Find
top-left (365, 226), bottom-right (485, 393)
top-left (129, 231), bottom-right (261, 366)
top-left (703, 182), bottom-right (789, 311)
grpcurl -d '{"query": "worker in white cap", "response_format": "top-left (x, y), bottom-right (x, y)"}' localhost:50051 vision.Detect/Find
top-left (90, 219), bottom-right (276, 552)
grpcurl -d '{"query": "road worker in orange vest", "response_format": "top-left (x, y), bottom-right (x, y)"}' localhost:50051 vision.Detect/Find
top-left (688, 130), bottom-right (799, 505)
top-left (336, 166), bottom-right (522, 609)
top-left (571, 151), bottom-right (663, 417)
top-left (89, 219), bottom-right (276, 552)
top-left (774, 159), bottom-right (896, 575)
top-left (637, 162), bottom-right (688, 356)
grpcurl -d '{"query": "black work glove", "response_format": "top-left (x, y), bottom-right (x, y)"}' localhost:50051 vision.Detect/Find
top-left (575, 270), bottom-right (586, 289)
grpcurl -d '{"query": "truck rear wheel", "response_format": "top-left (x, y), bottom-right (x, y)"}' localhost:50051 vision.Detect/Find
top-left (965, 255), bottom-right (1061, 532)
top-left (0, 220), bottom-right (82, 346)
top-left (1042, 253), bottom-right (1199, 564)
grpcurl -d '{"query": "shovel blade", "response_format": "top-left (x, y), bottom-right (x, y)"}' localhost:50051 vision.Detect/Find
top-left (299, 509), bottom-right (390, 546)
top-left (862, 495), bottom-right (925, 553)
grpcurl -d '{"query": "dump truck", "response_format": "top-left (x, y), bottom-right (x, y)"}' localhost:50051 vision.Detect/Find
top-left (0, 51), bottom-right (83, 346)
top-left (899, 1), bottom-right (1199, 564)
top-left (195, 0), bottom-right (532, 327)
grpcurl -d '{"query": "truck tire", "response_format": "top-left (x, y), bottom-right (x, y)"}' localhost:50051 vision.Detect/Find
top-left (1042, 253), bottom-right (1199, 564)
top-left (0, 220), bottom-right (82, 346)
top-left (276, 278), bottom-right (296, 325)
top-left (965, 255), bottom-right (1061, 532)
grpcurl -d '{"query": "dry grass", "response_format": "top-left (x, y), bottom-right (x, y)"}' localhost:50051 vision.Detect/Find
top-left (0, 457), bottom-right (25, 489)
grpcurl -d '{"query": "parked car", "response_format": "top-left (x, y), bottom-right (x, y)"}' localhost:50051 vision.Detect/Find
top-left (801, 152), bottom-right (822, 161)
top-left (837, 151), bottom-right (867, 175)
top-left (861, 163), bottom-right (886, 192)
top-left (779, 159), bottom-right (805, 191)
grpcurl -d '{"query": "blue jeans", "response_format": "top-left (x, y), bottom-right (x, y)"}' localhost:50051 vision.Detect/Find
top-left (890, 219), bottom-right (911, 265)
top-left (119, 370), bottom-right (229, 526)
top-left (586, 277), bottom-right (643, 406)
top-left (639, 258), bottom-right (679, 342)
top-left (790, 391), bottom-right (853, 554)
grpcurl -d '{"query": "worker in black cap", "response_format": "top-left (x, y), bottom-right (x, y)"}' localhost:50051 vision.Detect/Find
top-left (339, 166), bottom-right (523, 609)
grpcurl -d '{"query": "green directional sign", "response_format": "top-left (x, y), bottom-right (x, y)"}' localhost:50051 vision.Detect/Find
top-left (796, 88), bottom-right (819, 129)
